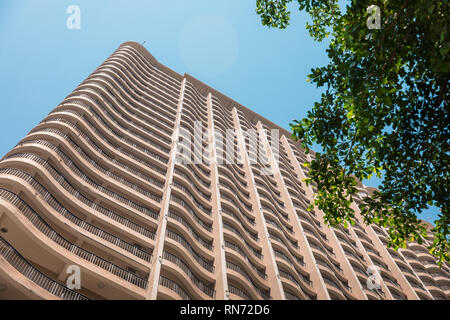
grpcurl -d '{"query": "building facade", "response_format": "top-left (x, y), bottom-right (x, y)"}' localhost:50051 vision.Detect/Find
top-left (0, 41), bottom-right (448, 300)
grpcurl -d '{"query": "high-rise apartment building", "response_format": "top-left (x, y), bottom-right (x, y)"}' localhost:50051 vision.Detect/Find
top-left (0, 42), bottom-right (448, 300)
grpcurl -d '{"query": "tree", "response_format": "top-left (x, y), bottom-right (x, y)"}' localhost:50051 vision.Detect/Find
top-left (256, 0), bottom-right (449, 265)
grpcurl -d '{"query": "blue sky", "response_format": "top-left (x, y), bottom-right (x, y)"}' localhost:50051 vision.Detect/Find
top-left (0, 0), bottom-right (439, 224)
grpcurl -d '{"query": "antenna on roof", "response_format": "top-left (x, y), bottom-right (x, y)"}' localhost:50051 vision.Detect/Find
top-left (141, 41), bottom-right (146, 46)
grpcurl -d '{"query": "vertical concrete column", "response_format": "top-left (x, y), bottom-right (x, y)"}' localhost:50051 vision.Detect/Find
top-left (206, 93), bottom-right (229, 300)
top-left (231, 109), bottom-right (284, 300)
top-left (258, 125), bottom-right (329, 300)
top-left (146, 78), bottom-right (186, 300)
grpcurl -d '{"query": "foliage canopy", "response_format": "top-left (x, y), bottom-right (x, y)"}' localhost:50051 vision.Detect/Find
top-left (256, 0), bottom-right (449, 265)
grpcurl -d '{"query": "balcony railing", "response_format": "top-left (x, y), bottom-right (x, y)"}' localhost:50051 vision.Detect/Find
top-left (226, 261), bottom-right (271, 299)
top-left (171, 195), bottom-right (212, 232)
top-left (228, 284), bottom-right (251, 300)
top-left (222, 209), bottom-right (258, 242)
top-left (33, 125), bottom-right (165, 187)
top-left (0, 236), bottom-right (89, 300)
top-left (221, 194), bottom-right (253, 218)
top-left (278, 269), bottom-right (311, 298)
top-left (76, 87), bottom-right (172, 152)
top-left (173, 168), bottom-right (211, 200)
top-left (172, 181), bottom-right (211, 215)
top-left (165, 229), bottom-right (214, 273)
top-left (223, 223), bottom-right (262, 259)
top-left (43, 112), bottom-right (167, 176)
top-left (163, 251), bottom-right (215, 297)
top-left (224, 240), bottom-right (266, 279)
top-left (159, 276), bottom-right (191, 300)
top-left (273, 249), bottom-right (306, 268)
top-left (0, 166), bottom-right (152, 262)
top-left (167, 211), bottom-right (213, 251)
top-left (65, 94), bottom-right (170, 165)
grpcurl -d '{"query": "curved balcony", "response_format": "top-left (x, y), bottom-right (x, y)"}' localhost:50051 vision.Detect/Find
top-left (37, 112), bottom-right (167, 178)
top-left (6, 148), bottom-right (160, 216)
top-left (226, 260), bottom-right (271, 300)
top-left (273, 247), bottom-right (306, 270)
top-left (213, 115), bottom-right (234, 133)
top-left (184, 82), bottom-right (207, 107)
top-left (27, 124), bottom-right (165, 191)
top-left (221, 202), bottom-right (256, 233)
top-left (218, 165), bottom-right (248, 190)
top-left (101, 55), bottom-right (180, 106)
top-left (211, 102), bottom-right (234, 126)
top-left (96, 60), bottom-right (179, 114)
top-left (291, 196), bottom-right (310, 215)
top-left (220, 184), bottom-right (252, 214)
top-left (215, 142), bottom-right (243, 166)
top-left (109, 48), bottom-right (181, 100)
top-left (224, 240), bottom-right (266, 279)
top-left (179, 161), bottom-right (210, 187)
top-left (284, 290), bottom-right (302, 300)
top-left (179, 113), bottom-right (207, 138)
top-left (170, 194), bottom-right (212, 231)
top-left (268, 229), bottom-right (299, 253)
top-left (165, 229), bottom-right (214, 273)
top-left (18, 137), bottom-right (163, 201)
top-left (0, 236), bottom-right (89, 300)
top-left (307, 237), bottom-right (335, 259)
top-left (297, 214), bottom-right (324, 239)
top-left (158, 276), bottom-right (192, 300)
top-left (176, 164), bottom-right (210, 189)
top-left (166, 217), bottom-right (214, 260)
top-left (76, 78), bottom-right (174, 147)
top-left (0, 167), bottom-right (152, 262)
top-left (183, 99), bottom-right (208, 123)
top-left (3, 151), bottom-right (159, 225)
top-left (315, 256), bottom-right (344, 281)
top-left (253, 166), bottom-right (278, 188)
top-left (184, 92), bottom-right (208, 113)
top-left (228, 283), bottom-right (251, 300)
top-left (223, 222), bottom-right (262, 260)
top-left (162, 251), bottom-right (215, 298)
top-left (115, 46), bottom-right (181, 93)
top-left (96, 58), bottom-right (179, 118)
top-left (221, 193), bottom-right (254, 222)
top-left (268, 223), bottom-right (299, 251)
top-left (321, 274), bottom-right (349, 300)
top-left (222, 214), bottom-right (259, 245)
top-left (182, 115), bottom-right (208, 140)
top-left (302, 223), bottom-right (329, 246)
top-left (278, 269), bottom-right (310, 300)
top-left (222, 207), bottom-right (258, 241)
top-left (273, 248), bottom-right (311, 288)
top-left (262, 205), bottom-right (290, 230)
top-left (0, 189), bottom-right (148, 289)
top-left (89, 66), bottom-right (176, 131)
top-left (167, 211), bottom-right (213, 251)
top-left (219, 179), bottom-right (252, 208)
top-left (1, 155), bottom-right (159, 239)
top-left (171, 182), bottom-right (211, 215)
top-left (59, 94), bottom-right (170, 165)
top-left (259, 197), bottom-right (289, 223)
top-left (70, 79), bottom-right (172, 138)
top-left (265, 215), bottom-right (295, 241)
top-left (173, 166), bottom-right (211, 199)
